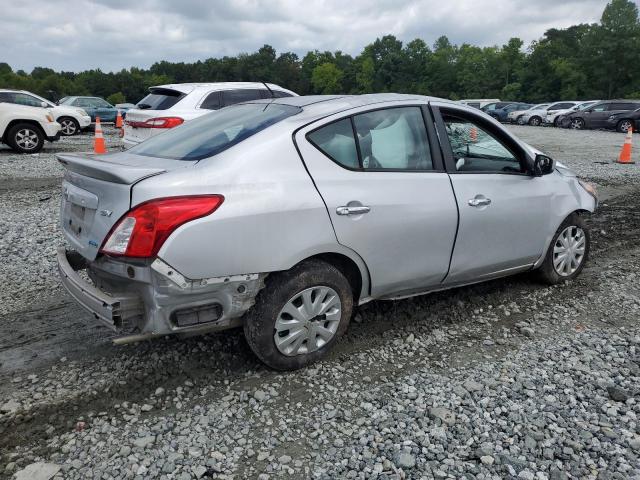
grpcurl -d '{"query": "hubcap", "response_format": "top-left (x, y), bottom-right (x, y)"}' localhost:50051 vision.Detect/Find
top-left (570, 119), bottom-right (582, 129)
top-left (621, 121), bottom-right (632, 132)
top-left (16, 128), bottom-right (39, 150)
top-left (274, 286), bottom-right (342, 356)
top-left (61, 119), bottom-right (76, 135)
top-left (553, 226), bottom-right (586, 276)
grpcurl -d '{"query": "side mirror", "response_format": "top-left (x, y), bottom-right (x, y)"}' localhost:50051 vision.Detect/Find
top-left (40, 101), bottom-right (49, 108)
top-left (530, 154), bottom-right (554, 176)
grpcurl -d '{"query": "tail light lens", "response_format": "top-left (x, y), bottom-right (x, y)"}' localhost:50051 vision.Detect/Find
top-left (100, 195), bottom-right (224, 258)
top-left (126, 117), bottom-right (184, 129)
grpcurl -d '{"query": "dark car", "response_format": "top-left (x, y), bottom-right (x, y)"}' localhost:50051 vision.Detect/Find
top-left (487, 103), bottom-right (533, 123)
top-left (481, 101), bottom-right (514, 113)
top-left (560, 100), bottom-right (640, 130)
top-left (605, 107), bottom-right (640, 133)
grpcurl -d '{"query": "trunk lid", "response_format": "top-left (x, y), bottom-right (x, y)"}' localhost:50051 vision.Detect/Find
top-left (58, 152), bottom-right (170, 260)
top-left (122, 109), bottom-right (162, 144)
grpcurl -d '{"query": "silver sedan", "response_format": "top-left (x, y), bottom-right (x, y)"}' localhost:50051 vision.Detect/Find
top-left (57, 94), bottom-right (597, 370)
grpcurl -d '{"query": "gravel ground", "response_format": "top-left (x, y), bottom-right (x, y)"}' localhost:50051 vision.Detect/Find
top-left (1, 125), bottom-right (639, 479)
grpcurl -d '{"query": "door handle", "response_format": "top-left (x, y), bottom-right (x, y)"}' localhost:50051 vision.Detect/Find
top-left (336, 206), bottom-right (371, 216)
top-left (468, 197), bottom-right (492, 207)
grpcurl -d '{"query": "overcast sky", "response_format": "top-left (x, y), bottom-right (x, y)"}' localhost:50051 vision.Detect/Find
top-left (1, 0), bottom-right (610, 73)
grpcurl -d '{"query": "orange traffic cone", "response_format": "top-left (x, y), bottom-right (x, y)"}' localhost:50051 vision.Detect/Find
top-left (470, 126), bottom-right (478, 143)
top-left (617, 125), bottom-right (635, 164)
top-left (93, 117), bottom-right (106, 154)
top-left (115, 109), bottom-right (123, 128)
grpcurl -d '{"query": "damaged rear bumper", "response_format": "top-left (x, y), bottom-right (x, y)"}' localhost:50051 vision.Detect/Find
top-left (57, 247), bottom-right (266, 338)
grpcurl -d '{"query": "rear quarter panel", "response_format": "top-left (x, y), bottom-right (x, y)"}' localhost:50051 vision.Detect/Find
top-left (131, 130), bottom-right (344, 280)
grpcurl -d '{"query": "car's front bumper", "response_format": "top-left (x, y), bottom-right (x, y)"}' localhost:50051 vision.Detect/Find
top-left (43, 122), bottom-right (61, 140)
top-left (57, 247), bottom-right (265, 338)
top-left (78, 115), bottom-right (91, 128)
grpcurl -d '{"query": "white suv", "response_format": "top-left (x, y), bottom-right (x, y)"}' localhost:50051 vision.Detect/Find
top-left (0, 89), bottom-right (91, 136)
top-left (122, 82), bottom-right (297, 148)
top-left (0, 102), bottom-right (61, 153)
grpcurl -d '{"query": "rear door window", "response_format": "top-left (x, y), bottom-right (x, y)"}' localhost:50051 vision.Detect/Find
top-left (307, 107), bottom-right (434, 171)
top-left (221, 89), bottom-right (263, 107)
top-left (137, 89), bottom-right (185, 110)
top-left (608, 102), bottom-right (639, 111)
top-left (200, 91), bottom-right (221, 110)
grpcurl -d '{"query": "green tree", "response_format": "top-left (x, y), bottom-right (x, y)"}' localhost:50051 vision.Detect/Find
top-left (107, 92), bottom-right (126, 104)
top-left (311, 63), bottom-right (344, 94)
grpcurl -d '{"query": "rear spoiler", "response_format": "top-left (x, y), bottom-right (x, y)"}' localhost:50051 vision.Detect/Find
top-left (56, 153), bottom-right (166, 185)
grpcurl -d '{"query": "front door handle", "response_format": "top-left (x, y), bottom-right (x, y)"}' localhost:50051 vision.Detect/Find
top-left (468, 197), bottom-right (492, 207)
top-left (336, 205), bottom-right (371, 216)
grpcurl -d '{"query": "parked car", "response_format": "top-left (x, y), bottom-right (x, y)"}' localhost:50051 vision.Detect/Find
top-left (58, 96), bottom-right (119, 123)
top-left (122, 82), bottom-right (297, 148)
top-left (481, 101), bottom-right (514, 113)
top-left (507, 104), bottom-right (549, 125)
top-left (545, 101), bottom-right (599, 127)
top-left (459, 99), bottom-right (501, 109)
top-left (605, 107), bottom-right (640, 133)
top-left (520, 102), bottom-right (580, 126)
top-left (0, 89), bottom-right (91, 136)
top-left (487, 103), bottom-right (533, 123)
top-left (57, 94), bottom-right (597, 370)
top-left (560, 100), bottom-right (640, 130)
top-left (0, 102), bottom-right (61, 153)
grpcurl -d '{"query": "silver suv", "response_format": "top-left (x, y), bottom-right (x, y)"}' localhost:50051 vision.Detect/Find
top-left (57, 94), bottom-right (597, 370)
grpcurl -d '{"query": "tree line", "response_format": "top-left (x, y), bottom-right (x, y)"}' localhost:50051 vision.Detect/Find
top-left (1, 0), bottom-right (639, 105)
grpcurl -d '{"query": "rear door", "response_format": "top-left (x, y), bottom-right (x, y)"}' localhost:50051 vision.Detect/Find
top-left (296, 103), bottom-right (458, 297)
top-left (432, 104), bottom-right (553, 283)
top-left (584, 102), bottom-right (610, 128)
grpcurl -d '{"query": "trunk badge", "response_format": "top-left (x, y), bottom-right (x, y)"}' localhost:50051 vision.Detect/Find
top-left (99, 209), bottom-right (113, 217)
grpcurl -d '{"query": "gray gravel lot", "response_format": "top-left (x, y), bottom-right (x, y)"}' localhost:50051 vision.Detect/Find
top-left (1, 126), bottom-right (639, 479)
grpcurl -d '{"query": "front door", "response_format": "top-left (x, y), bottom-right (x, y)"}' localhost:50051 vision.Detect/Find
top-left (433, 104), bottom-right (553, 283)
top-left (295, 104), bottom-right (458, 297)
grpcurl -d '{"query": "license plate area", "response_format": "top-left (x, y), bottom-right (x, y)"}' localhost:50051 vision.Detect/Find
top-left (62, 181), bottom-right (99, 247)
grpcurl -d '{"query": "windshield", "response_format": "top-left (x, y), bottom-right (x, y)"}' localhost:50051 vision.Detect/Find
top-left (577, 102), bottom-right (596, 110)
top-left (130, 103), bottom-right (301, 161)
top-left (137, 88), bottom-right (185, 110)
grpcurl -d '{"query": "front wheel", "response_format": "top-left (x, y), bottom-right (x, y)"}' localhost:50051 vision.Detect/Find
top-left (516, 116), bottom-right (526, 125)
top-left (528, 116), bottom-right (542, 126)
top-left (570, 118), bottom-right (585, 130)
top-left (617, 119), bottom-right (634, 133)
top-left (59, 117), bottom-right (80, 136)
top-left (243, 260), bottom-right (353, 370)
top-left (537, 213), bottom-right (590, 285)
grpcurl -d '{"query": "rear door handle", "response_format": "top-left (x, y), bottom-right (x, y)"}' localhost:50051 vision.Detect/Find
top-left (468, 197), bottom-right (492, 207)
top-left (336, 206), bottom-right (371, 216)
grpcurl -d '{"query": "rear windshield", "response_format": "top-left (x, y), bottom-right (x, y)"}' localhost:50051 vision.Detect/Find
top-left (130, 103), bottom-right (301, 161)
top-left (137, 88), bottom-right (186, 110)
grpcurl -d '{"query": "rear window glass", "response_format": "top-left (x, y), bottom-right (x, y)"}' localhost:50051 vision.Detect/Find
top-left (130, 103), bottom-right (301, 161)
top-left (308, 119), bottom-right (359, 168)
top-left (137, 89), bottom-right (185, 110)
top-left (221, 89), bottom-right (263, 107)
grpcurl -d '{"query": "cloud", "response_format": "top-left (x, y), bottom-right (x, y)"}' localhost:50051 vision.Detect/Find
top-left (0, 0), bottom-right (608, 72)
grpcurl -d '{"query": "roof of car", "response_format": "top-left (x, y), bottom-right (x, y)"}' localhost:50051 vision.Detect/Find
top-left (244, 93), bottom-right (459, 123)
top-left (151, 82), bottom-right (292, 94)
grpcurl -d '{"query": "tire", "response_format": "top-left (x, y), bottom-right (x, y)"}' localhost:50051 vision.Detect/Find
top-left (5, 123), bottom-right (45, 153)
top-left (553, 117), bottom-right (561, 127)
top-left (537, 213), bottom-right (590, 285)
top-left (569, 118), bottom-right (585, 130)
top-left (516, 116), bottom-right (526, 125)
top-left (528, 116), bottom-right (542, 127)
top-left (58, 117), bottom-right (80, 136)
top-left (243, 259), bottom-right (354, 370)
top-left (617, 119), bottom-right (633, 133)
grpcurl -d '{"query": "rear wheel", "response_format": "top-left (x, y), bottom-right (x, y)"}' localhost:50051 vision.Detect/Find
top-left (570, 118), bottom-right (585, 130)
top-left (243, 260), bottom-right (353, 370)
top-left (617, 119), bottom-right (634, 133)
top-left (516, 115), bottom-right (526, 125)
top-left (528, 116), bottom-right (542, 126)
top-left (537, 213), bottom-right (590, 285)
top-left (5, 123), bottom-right (45, 153)
top-left (59, 117), bottom-right (80, 136)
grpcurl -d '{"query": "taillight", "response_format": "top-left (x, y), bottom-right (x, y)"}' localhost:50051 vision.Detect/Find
top-left (126, 117), bottom-right (184, 129)
top-left (100, 195), bottom-right (224, 258)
